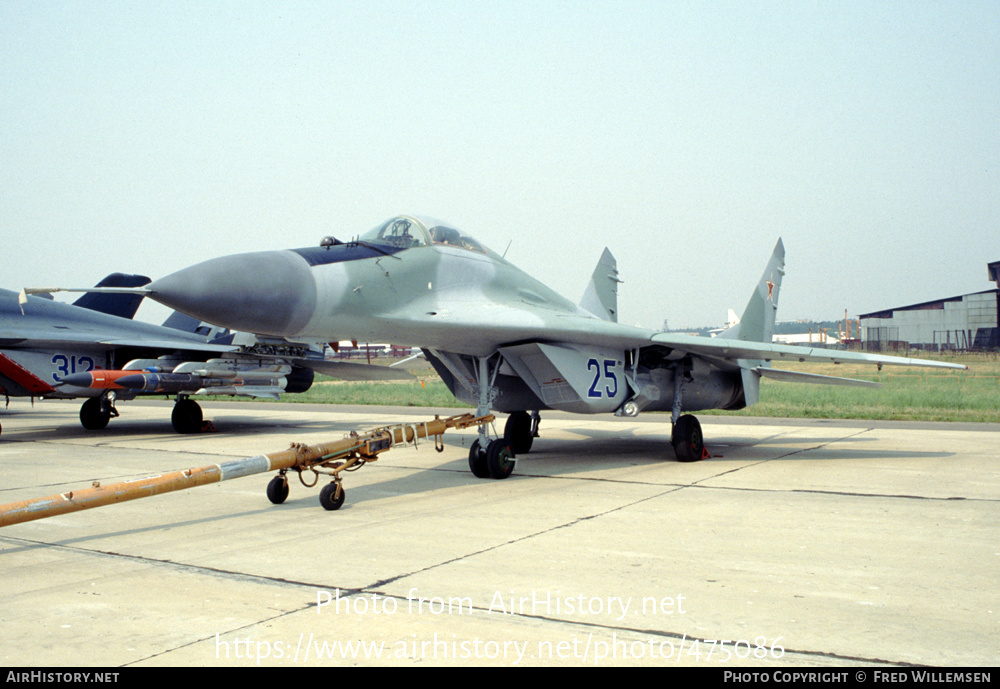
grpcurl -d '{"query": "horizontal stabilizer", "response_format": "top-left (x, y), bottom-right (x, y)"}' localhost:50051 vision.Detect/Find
top-left (756, 367), bottom-right (881, 388)
top-left (650, 332), bottom-right (968, 371)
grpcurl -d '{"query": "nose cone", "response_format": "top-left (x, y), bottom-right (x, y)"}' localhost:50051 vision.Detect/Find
top-left (148, 250), bottom-right (317, 336)
top-left (56, 372), bottom-right (97, 389)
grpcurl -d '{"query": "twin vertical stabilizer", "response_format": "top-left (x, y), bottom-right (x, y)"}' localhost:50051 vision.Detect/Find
top-left (720, 239), bottom-right (785, 344)
top-left (579, 248), bottom-right (621, 322)
top-left (717, 238), bottom-right (785, 407)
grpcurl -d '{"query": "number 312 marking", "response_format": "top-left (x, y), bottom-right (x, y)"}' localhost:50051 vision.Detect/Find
top-left (51, 354), bottom-right (95, 382)
top-left (587, 358), bottom-right (619, 398)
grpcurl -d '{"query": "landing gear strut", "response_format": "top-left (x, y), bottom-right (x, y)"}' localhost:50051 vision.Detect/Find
top-left (467, 355), bottom-right (516, 479)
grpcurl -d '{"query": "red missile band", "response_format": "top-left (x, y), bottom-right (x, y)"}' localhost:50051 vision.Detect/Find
top-left (88, 370), bottom-right (135, 389)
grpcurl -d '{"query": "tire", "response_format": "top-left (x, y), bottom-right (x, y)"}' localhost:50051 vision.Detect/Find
top-left (171, 399), bottom-right (203, 434)
top-left (672, 414), bottom-right (705, 462)
top-left (266, 476), bottom-right (289, 504)
top-left (80, 397), bottom-right (111, 430)
top-left (319, 482), bottom-right (346, 511)
top-left (486, 439), bottom-right (515, 479)
top-left (468, 439), bottom-right (490, 478)
top-left (504, 412), bottom-right (534, 454)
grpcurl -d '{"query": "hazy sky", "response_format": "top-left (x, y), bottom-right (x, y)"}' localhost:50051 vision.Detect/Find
top-left (2, 1), bottom-right (998, 330)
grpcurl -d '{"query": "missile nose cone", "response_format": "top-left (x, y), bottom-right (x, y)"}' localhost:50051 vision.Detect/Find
top-left (148, 251), bottom-right (317, 336)
top-left (114, 374), bottom-right (147, 390)
top-left (57, 372), bottom-right (94, 388)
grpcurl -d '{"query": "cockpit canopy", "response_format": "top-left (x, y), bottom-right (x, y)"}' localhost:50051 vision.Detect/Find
top-left (359, 216), bottom-right (492, 256)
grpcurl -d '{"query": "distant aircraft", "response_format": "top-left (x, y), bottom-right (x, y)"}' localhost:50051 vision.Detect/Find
top-left (38, 216), bottom-right (965, 473)
top-left (772, 332), bottom-right (840, 346)
top-left (3, 275), bottom-right (409, 434)
top-left (708, 309), bottom-right (741, 336)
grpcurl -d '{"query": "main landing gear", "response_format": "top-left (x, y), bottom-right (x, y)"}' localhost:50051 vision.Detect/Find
top-left (671, 414), bottom-right (707, 462)
top-left (171, 396), bottom-right (203, 434)
top-left (80, 395), bottom-right (118, 430)
top-left (669, 360), bottom-right (708, 462)
top-left (503, 410), bottom-right (539, 454)
top-left (77, 394), bottom-right (206, 434)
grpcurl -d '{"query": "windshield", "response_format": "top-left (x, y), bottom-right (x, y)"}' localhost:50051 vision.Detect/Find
top-left (359, 217), bottom-right (428, 249)
top-left (427, 224), bottom-right (488, 254)
top-left (358, 216), bottom-right (493, 256)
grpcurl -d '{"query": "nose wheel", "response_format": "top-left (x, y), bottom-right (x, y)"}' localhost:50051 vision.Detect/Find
top-left (465, 354), bottom-right (518, 480)
top-left (468, 440), bottom-right (490, 478)
top-left (469, 438), bottom-right (515, 479)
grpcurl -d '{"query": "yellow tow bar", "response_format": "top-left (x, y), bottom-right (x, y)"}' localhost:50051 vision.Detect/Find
top-left (0, 413), bottom-right (493, 528)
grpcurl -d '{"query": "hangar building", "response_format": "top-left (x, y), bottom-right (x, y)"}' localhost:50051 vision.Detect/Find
top-left (860, 260), bottom-right (1000, 352)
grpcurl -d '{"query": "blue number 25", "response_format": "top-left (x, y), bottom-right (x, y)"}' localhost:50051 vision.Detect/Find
top-left (587, 358), bottom-right (618, 398)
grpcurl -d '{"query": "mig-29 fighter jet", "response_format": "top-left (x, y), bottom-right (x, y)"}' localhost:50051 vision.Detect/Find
top-left (42, 216), bottom-right (966, 475)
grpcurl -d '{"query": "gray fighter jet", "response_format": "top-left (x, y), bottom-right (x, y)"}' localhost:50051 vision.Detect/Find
top-left (42, 216), bottom-right (966, 473)
top-left (3, 275), bottom-right (409, 435)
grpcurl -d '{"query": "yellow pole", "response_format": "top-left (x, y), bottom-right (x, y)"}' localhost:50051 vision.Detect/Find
top-left (0, 413), bottom-right (490, 528)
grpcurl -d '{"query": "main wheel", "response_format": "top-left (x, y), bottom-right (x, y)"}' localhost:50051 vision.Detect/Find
top-left (468, 439), bottom-right (490, 478)
top-left (171, 399), bottom-right (203, 434)
top-left (486, 439), bottom-right (515, 479)
top-left (672, 414), bottom-right (705, 462)
top-left (266, 475), bottom-right (289, 504)
top-left (504, 411), bottom-right (534, 454)
top-left (319, 482), bottom-right (346, 511)
top-left (80, 397), bottom-right (111, 430)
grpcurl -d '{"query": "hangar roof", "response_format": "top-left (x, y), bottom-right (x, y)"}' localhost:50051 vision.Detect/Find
top-left (859, 289), bottom-right (998, 320)
top-left (860, 260), bottom-right (1000, 320)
